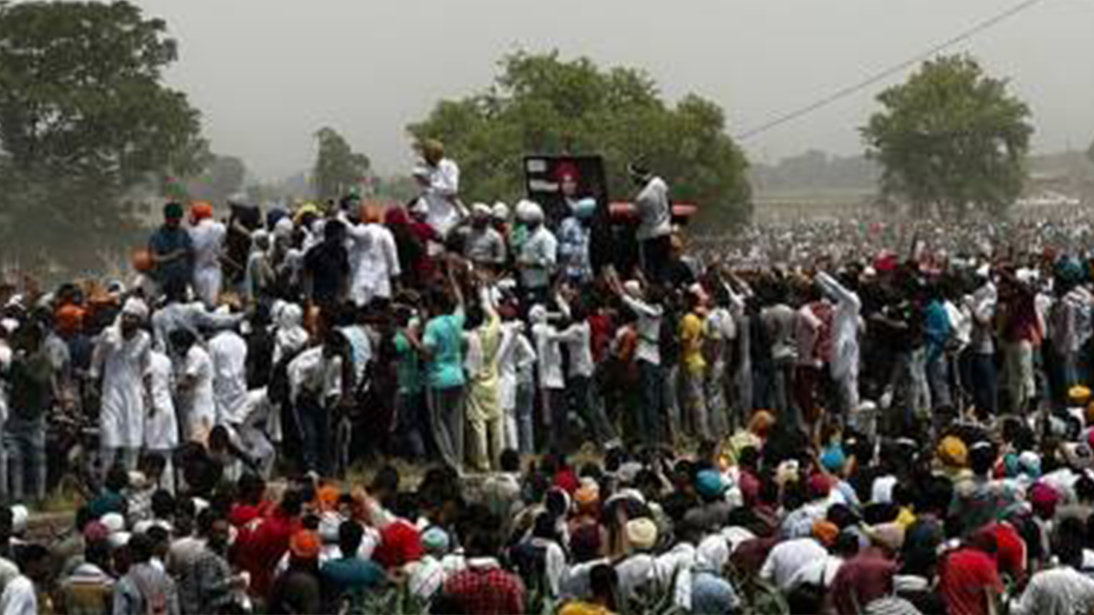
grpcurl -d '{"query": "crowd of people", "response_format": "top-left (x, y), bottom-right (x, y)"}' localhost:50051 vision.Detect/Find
top-left (1, 138), bottom-right (1094, 613)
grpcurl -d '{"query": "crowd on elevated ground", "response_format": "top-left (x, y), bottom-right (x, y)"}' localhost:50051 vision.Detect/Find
top-left (3, 140), bottom-right (1094, 613)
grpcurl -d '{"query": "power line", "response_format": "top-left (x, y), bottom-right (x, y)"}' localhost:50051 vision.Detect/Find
top-left (734, 0), bottom-right (1052, 141)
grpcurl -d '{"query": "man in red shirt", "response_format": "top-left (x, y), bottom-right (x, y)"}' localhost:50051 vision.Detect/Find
top-left (830, 543), bottom-right (898, 615)
top-left (939, 532), bottom-right (1005, 615)
top-left (440, 519), bottom-right (525, 615)
top-left (232, 489), bottom-right (305, 601)
top-left (975, 521), bottom-right (1027, 587)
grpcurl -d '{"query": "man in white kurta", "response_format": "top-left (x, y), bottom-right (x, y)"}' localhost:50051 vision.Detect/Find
top-left (208, 327), bottom-right (249, 427)
top-left (188, 207), bottom-right (227, 308)
top-left (145, 347), bottom-right (178, 493)
top-left (344, 215), bottom-right (401, 307)
top-left (92, 298), bottom-right (152, 477)
top-left (417, 140), bottom-right (461, 236)
top-left (170, 329), bottom-right (216, 444)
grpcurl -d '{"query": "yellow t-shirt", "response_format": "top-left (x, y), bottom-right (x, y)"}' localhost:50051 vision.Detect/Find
top-left (559, 602), bottom-right (615, 615)
top-left (680, 312), bottom-right (708, 374)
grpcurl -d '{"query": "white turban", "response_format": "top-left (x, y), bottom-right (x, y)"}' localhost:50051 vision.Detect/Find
top-left (121, 297), bottom-right (149, 321)
top-left (274, 217), bottom-right (294, 240)
top-left (492, 202), bottom-right (510, 221)
top-left (471, 202), bottom-right (492, 218)
top-left (515, 200), bottom-right (544, 223)
top-left (529, 304), bottom-right (548, 324)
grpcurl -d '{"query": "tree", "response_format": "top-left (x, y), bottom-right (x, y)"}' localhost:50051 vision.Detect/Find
top-left (312, 127), bottom-right (370, 202)
top-left (408, 51), bottom-right (752, 228)
top-left (186, 155), bottom-right (247, 203)
top-left (862, 54), bottom-right (1032, 220)
top-left (0, 0), bottom-right (207, 271)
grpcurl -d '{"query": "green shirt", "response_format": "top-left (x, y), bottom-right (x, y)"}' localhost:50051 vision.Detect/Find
top-left (423, 310), bottom-right (466, 390)
top-left (394, 332), bottom-right (423, 395)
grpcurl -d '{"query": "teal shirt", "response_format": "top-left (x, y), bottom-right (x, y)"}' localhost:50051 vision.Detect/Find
top-left (321, 557), bottom-right (385, 597)
top-left (423, 310), bottom-right (466, 390)
top-left (394, 332), bottom-right (423, 395)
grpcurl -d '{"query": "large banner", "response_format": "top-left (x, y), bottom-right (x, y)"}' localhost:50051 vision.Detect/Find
top-left (522, 155), bottom-right (634, 274)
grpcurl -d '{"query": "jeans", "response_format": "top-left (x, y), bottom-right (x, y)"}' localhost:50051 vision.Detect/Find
top-left (638, 360), bottom-right (665, 446)
top-left (101, 447), bottom-right (139, 481)
top-left (969, 351), bottom-right (998, 417)
top-left (1003, 340), bottom-right (1034, 414)
top-left (771, 359), bottom-right (798, 429)
top-left (542, 387), bottom-right (568, 454)
top-left (927, 357), bottom-right (953, 410)
top-left (570, 376), bottom-right (616, 449)
top-left (706, 360), bottom-right (729, 439)
top-left (5, 419), bottom-right (45, 503)
top-left (296, 395), bottom-right (331, 476)
top-left (395, 392), bottom-right (429, 460)
top-left (428, 386), bottom-right (465, 471)
top-left (515, 382), bottom-right (535, 455)
top-left (664, 364), bottom-right (681, 441)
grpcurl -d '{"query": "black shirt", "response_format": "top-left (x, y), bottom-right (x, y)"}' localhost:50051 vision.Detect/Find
top-left (304, 240), bottom-right (349, 305)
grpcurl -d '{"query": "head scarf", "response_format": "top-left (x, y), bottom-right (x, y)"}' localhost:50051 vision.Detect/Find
top-left (121, 297), bottom-right (149, 321)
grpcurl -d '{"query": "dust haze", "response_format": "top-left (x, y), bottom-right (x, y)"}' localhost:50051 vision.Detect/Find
top-left (130, 0), bottom-right (1094, 180)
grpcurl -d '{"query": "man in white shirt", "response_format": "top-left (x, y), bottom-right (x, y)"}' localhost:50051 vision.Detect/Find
top-left (188, 203), bottom-right (227, 308)
top-left (0, 544), bottom-right (49, 615)
top-left (516, 201), bottom-right (557, 307)
top-left (530, 305), bottom-right (566, 453)
top-left (609, 274), bottom-right (665, 446)
top-left (553, 294), bottom-right (616, 448)
top-left (417, 139), bottom-right (462, 237)
top-left (91, 298), bottom-right (152, 477)
top-left (344, 208), bottom-right (401, 308)
top-left (145, 348), bottom-right (179, 493)
top-left (760, 536), bottom-right (828, 592)
top-left (169, 329), bottom-right (216, 444)
top-left (816, 270), bottom-right (862, 420)
top-left (629, 163), bottom-right (673, 283)
top-left (208, 326), bottom-right (249, 427)
top-left (288, 332), bottom-right (344, 477)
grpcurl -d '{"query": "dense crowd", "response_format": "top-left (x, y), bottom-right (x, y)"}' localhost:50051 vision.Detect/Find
top-left (2, 139), bottom-right (1094, 614)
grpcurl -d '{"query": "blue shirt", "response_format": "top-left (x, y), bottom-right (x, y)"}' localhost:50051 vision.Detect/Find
top-left (423, 310), bottom-right (466, 390)
top-left (148, 226), bottom-right (193, 286)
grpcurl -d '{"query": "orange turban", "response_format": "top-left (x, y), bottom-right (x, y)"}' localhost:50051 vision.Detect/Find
top-left (317, 485), bottom-right (341, 512)
top-left (55, 305), bottom-right (85, 336)
top-left (289, 530), bottom-right (321, 559)
top-left (190, 201), bottom-right (214, 222)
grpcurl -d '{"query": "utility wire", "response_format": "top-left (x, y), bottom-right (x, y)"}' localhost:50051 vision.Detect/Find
top-left (734, 0), bottom-right (1052, 141)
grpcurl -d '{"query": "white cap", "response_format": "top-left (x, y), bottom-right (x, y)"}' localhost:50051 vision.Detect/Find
top-left (492, 202), bottom-right (510, 220)
top-left (515, 200), bottom-right (544, 223)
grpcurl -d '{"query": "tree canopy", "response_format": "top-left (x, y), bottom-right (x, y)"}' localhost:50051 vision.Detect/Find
top-left (861, 54), bottom-right (1033, 220)
top-left (184, 155), bottom-right (247, 204)
top-left (408, 51), bottom-right (752, 228)
top-left (312, 127), bottom-right (370, 202)
top-left (0, 0), bottom-right (207, 272)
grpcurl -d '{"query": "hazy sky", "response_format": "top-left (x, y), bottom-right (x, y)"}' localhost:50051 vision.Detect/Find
top-left (130, 0), bottom-right (1094, 180)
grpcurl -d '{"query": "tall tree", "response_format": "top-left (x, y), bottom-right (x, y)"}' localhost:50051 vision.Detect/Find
top-left (0, 0), bottom-right (207, 271)
top-left (862, 54), bottom-right (1032, 220)
top-left (186, 155), bottom-right (247, 203)
top-left (312, 127), bottom-right (370, 202)
top-left (408, 51), bottom-right (752, 228)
